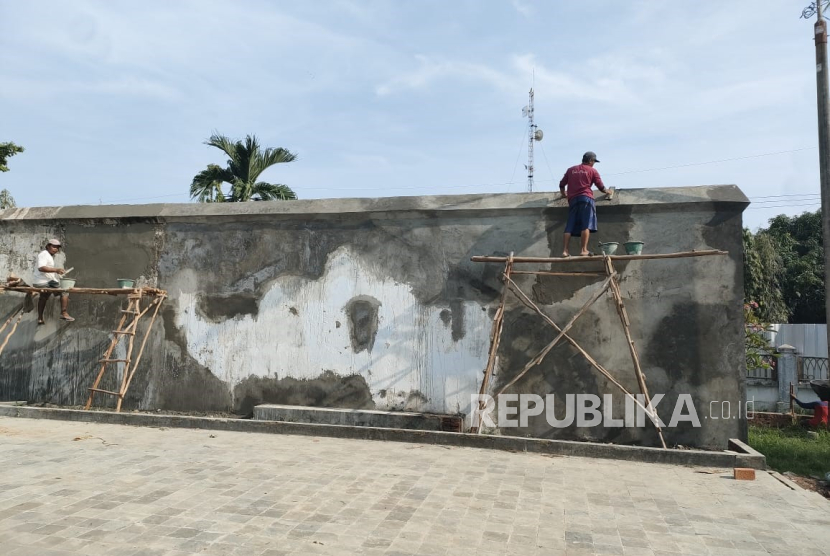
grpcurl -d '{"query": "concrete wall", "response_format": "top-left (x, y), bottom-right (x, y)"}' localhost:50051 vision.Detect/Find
top-left (0, 185), bottom-right (749, 448)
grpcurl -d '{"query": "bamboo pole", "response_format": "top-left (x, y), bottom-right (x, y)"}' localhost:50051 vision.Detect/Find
top-left (603, 256), bottom-right (667, 448)
top-left (471, 254), bottom-right (514, 433)
top-left (493, 274), bottom-right (614, 398)
top-left (471, 250), bottom-right (727, 264)
top-left (0, 310), bottom-right (25, 359)
top-left (504, 277), bottom-right (661, 420)
top-left (0, 305), bottom-right (24, 337)
top-left (119, 294), bottom-right (166, 410)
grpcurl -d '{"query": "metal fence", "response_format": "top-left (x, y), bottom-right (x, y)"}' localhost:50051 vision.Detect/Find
top-left (798, 356), bottom-right (829, 382)
top-left (747, 353), bottom-right (777, 380)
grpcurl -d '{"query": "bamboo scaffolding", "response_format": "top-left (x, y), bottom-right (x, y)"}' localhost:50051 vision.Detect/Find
top-left (1, 284), bottom-right (166, 412)
top-left (603, 256), bottom-right (667, 448)
top-left (118, 294), bottom-right (166, 411)
top-left (470, 254), bottom-right (513, 433)
top-left (503, 277), bottom-right (660, 423)
top-left (471, 248), bottom-right (728, 449)
top-left (493, 274), bottom-right (615, 398)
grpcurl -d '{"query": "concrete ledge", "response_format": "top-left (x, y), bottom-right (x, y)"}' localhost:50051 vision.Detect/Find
top-left (728, 438), bottom-right (767, 469)
top-left (0, 405), bottom-right (765, 469)
top-left (0, 185), bottom-right (749, 222)
top-left (253, 404), bottom-right (463, 432)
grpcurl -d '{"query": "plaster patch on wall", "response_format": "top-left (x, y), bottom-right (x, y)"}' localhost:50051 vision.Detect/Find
top-left (174, 246), bottom-right (490, 414)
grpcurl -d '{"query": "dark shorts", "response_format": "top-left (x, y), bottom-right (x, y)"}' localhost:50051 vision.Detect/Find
top-left (34, 280), bottom-right (67, 296)
top-left (565, 196), bottom-right (598, 236)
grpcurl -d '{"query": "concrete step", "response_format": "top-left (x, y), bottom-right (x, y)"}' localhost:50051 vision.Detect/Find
top-left (253, 404), bottom-right (463, 432)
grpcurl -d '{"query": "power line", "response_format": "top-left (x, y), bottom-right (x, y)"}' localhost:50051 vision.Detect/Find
top-left (604, 147), bottom-right (817, 177)
top-left (750, 192), bottom-right (821, 200)
top-left (746, 202), bottom-right (821, 210)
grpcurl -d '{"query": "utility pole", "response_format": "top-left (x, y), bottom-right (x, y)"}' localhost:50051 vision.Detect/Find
top-left (809, 1), bottom-right (830, 358)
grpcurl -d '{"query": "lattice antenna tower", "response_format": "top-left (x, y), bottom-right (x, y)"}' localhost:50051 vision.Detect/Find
top-left (522, 80), bottom-right (543, 192)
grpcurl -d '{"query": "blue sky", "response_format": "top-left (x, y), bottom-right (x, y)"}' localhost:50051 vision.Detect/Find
top-left (0, 1), bottom-right (824, 230)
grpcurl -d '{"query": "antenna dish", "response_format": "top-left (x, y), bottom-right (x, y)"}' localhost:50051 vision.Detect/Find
top-left (534, 129), bottom-right (544, 141)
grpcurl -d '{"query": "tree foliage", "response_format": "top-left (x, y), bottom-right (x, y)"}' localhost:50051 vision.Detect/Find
top-left (745, 301), bottom-right (776, 371)
top-left (190, 134), bottom-right (297, 202)
top-left (743, 209), bottom-right (825, 323)
top-left (0, 189), bottom-right (16, 209)
top-left (0, 142), bottom-right (24, 172)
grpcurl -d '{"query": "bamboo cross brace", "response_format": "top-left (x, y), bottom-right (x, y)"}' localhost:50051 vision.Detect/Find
top-left (504, 277), bottom-right (662, 424)
top-left (493, 273), bottom-right (615, 399)
top-left (0, 309), bottom-right (25, 359)
top-left (472, 254), bottom-right (513, 433)
top-left (603, 256), bottom-right (667, 448)
top-left (118, 294), bottom-right (166, 411)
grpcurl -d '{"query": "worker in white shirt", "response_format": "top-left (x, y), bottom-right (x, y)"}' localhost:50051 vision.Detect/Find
top-left (32, 239), bottom-right (74, 324)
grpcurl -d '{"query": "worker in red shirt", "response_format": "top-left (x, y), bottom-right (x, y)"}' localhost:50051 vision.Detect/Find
top-left (559, 151), bottom-right (613, 257)
top-left (791, 393), bottom-right (829, 427)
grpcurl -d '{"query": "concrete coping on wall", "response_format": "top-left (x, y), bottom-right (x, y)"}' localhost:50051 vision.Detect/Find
top-left (0, 185), bottom-right (749, 222)
top-left (0, 404), bottom-right (765, 469)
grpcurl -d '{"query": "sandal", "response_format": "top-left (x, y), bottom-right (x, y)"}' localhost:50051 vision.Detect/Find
top-left (37, 319), bottom-right (45, 326)
top-left (60, 315), bottom-right (75, 322)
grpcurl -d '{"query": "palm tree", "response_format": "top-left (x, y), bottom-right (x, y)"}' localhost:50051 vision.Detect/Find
top-left (190, 134), bottom-right (297, 202)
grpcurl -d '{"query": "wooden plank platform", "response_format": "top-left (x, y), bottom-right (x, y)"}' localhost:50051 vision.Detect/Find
top-left (0, 286), bottom-right (166, 295)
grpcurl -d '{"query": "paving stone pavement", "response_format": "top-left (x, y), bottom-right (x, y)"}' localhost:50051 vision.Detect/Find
top-left (0, 417), bottom-right (829, 556)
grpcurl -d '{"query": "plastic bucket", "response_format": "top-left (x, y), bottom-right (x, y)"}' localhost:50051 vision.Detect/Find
top-left (624, 241), bottom-right (645, 255)
top-left (59, 278), bottom-right (76, 290)
top-left (598, 242), bottom-right (618, 255)
top-left (117, 278), bottom-right (136, 289)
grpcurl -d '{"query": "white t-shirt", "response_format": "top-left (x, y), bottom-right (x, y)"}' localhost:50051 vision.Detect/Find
top-left (32, 250), bottom-right (57, 285)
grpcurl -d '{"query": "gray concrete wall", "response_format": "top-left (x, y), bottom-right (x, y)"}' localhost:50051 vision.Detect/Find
top-left (0, 185), bottom-right (749, 448)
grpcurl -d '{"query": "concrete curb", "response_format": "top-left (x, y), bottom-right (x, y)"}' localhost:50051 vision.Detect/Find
top-left (0, 405), bottom-right (765, 469)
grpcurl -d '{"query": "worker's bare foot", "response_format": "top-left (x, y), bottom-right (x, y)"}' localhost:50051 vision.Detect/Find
top-left (60, 314), bottom-right (75, 322)
top-left (561, 252), bottom-right (570, 258)
top-left (579, 251), bottom-right (591, 256)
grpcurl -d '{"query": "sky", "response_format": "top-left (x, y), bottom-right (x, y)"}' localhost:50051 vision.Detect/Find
top-left (0, 1), bottom-right (826, 230)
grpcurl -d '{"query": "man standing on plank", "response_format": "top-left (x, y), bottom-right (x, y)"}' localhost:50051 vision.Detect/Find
top-left (559, 151), bottom-right (613, 257)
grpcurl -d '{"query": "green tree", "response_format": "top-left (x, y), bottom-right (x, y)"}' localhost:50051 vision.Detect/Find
top-left (0, 142), bottom-right (24, 172)
top-left (190, 134), bottom-right (297, 202)
top-left (743, 228), bottom-right (788, 322)
top-left (0, 189), bottom-right (16, 209)
top-left (744, 210), bottom-right (825, 324)
top-left (766, 210), bottom-right (824, 323)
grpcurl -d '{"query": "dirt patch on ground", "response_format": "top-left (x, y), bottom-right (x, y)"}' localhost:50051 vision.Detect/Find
top-left (785, 473), bottom-right (830, 499)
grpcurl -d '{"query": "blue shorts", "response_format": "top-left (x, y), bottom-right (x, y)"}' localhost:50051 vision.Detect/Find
top-left (565, 196), bottom-right (597, 236)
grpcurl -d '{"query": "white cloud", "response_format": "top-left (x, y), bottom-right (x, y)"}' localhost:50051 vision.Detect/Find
top-left (511, 0), bottom-right (533, 18)
top-left (375, 55), bottom-right (508, 96)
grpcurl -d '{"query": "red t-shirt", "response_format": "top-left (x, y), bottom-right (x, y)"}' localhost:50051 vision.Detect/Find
top-left (559, 164), bottom-right (605, 200)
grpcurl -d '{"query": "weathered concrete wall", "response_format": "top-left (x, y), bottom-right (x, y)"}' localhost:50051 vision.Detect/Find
top-left (0, 185), bottom-right (749, 448)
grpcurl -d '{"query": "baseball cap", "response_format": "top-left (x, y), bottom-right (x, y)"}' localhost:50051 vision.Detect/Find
top-left (46, 239), bottom-right (62, 247)
top-left (582, 151), bottom-right (600, 163)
